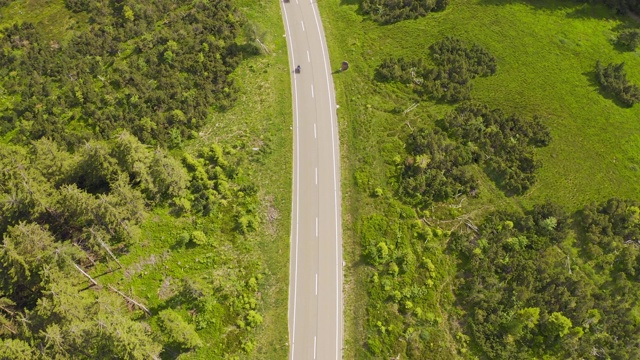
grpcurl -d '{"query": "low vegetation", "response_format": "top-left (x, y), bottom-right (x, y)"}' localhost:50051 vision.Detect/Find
top-left (595, 60), bottom-right (640, 107)
top-left (0, 0), bottom-right (292, 358)
top-left (451, 199), bottom-right (640, 359)
top-left (319, 0), bottom-right (640, 358)
top-left (617, 28), bottom-right (640, 50)
top-left (361, 0), bottom-right (449, 24)
top-left (376, 37), bottom-right (497, 102)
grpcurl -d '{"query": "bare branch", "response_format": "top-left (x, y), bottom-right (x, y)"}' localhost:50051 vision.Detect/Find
top-left (108, 285), bottom-right (151, 316)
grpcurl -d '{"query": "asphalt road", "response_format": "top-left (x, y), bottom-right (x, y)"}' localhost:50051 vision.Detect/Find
top-left (280, 1), bottom-right (343, 359)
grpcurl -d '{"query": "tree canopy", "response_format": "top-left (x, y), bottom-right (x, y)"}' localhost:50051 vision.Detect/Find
top-left (0, 0), bottom-right (246, 148)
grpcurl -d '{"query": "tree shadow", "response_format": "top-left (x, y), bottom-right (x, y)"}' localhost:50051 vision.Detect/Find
top-left (565, 4), bottom-right (617, 20)
top-left (479, 0), bottom-right (620, 21)
top-left (340, 0), bottom-right (362, 8)
top-left (583, 70), bottom-right (634, 108)
top-left (338, 0), bottom-right (371, 22)
top-left (478, 0), bottom-right (575, 12)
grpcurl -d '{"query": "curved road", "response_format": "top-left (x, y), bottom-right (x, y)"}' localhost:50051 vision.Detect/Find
top-left (280, 1), bottom-right (343, 359)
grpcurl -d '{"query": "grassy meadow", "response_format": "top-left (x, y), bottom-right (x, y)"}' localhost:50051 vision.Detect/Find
top-left (316, 0), bottom-right (640, 356)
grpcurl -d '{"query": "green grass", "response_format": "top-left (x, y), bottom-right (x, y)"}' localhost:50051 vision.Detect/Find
top-left (0, 0), bottom-right (88, 41)
top-left (97, 0), bottom-right (294, 356)
top-left (197, 0), bottom-right (293, 356)
top-left (317, 0), bottom-right (640, 356)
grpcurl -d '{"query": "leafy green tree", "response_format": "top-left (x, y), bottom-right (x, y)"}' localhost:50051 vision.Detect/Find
top-left (72, 141), bottom-right (120, 193)
top-left (30, 138), bottom-right (74, 186)
top-left (511, 307), bottom-right (540, 334)
top-left (159, 309), bottom-right (203, 349)
top-left (547, 312), bottom-right (572, 338)
top-left (0, 223), bottom-right (73, 307)
top-left (29, 272), bottom-right (161, 359)
top-left (148, 148), bottom-right (189, 202)
top-left (112, 130), bottom-right (154, 194)
top-left (0, 339), bottom-right (34, 360)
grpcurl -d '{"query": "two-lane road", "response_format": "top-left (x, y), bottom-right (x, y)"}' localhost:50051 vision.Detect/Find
top-left (281, 1), bottom-right (343, 359)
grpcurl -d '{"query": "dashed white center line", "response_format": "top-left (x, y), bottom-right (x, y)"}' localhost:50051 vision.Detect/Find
top-left (311, 84), bottom-right (314, 98)
top-left (316, 217), bottom-right (318, 237)
top-left (315, 167), bottom-right (318, 185)
top-left (307, 50), bottom-right (311, 62)
top-left (315, 273), bottom-right (318, 295)
top-left (314, 123), bottom-right (317, 139)
top-left (301, 21), bottom-right (305, 32)
top-left (314, 336), bottom-right (317, 359)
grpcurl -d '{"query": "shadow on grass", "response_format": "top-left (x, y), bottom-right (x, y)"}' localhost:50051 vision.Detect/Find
top-left (340, 0), bottom-right (361, 7)
top-left (478, 0), bottom-right (576, 12)
top-left (479, 0), bottom-right (619, 21)
top-left (583, 70), bottom-right (635, 109)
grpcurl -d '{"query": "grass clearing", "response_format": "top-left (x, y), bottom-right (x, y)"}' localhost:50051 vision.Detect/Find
top-left (317, 0), bottom-right (640, 356)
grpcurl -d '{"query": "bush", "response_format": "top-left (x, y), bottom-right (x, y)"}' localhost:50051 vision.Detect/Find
top-left (617, 29), bottom-right (640, 51)
top-left (595, 61), bottom-right (640, 107)
top-left (158, 309), bottom-right (204, 349)
top-left (429, 37), bottom-right (497, 77)
top-left (376, 37), bottom-right (497, 103)
top-left (399, 127), bottom-right (477, 208)
top-left (190, 230), bottom-right (209, 246)
top-left (441, 102), bottom-right (550, 194)
top-left (361, 0), bottom-right (447, 24)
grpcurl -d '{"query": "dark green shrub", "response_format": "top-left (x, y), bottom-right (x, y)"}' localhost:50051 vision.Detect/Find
top-left (399, 127), bottom-right (477, 209)
top-left (441, 102), bottom-right (550, 195)
top-left (376, 37), bottom-right (497, 103)
top-left (361, 0), bottom-right (446, 24)
top-left (617, 29), bottom-right (640, 51)
top-left (158, 309), bottom-right (203, 349)
top-left (595, 61), bottom-right (640, 107)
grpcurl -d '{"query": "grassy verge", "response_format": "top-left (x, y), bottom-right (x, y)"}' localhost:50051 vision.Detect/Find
top-left (317, 0), bottom-right (640, 357)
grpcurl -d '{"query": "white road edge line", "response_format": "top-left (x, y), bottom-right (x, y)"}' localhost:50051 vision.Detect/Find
top-left (314, 123), bottom-right (317, 139)
top-left (311, 5), bottom-right (341, 359)
top-left (301, 21), bottom-right (305, 32)
top-left (315, 167), bottom-right (318, 185)
top-left (311, 84), bottom-right (314, 98)
top-left (315, 273), bottom-right (318, 295)
top-left (307, 50), bottom-right (311, 62)
top-left (314, 336), bottom-right (317, 359)
top-left (281, 4), bottom-right (300, 359)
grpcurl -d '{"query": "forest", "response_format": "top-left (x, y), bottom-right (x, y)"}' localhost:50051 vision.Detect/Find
top-left (450, 200), bottom-right (640, 359)
top-left (0, 0), bottom-right (284, 358)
